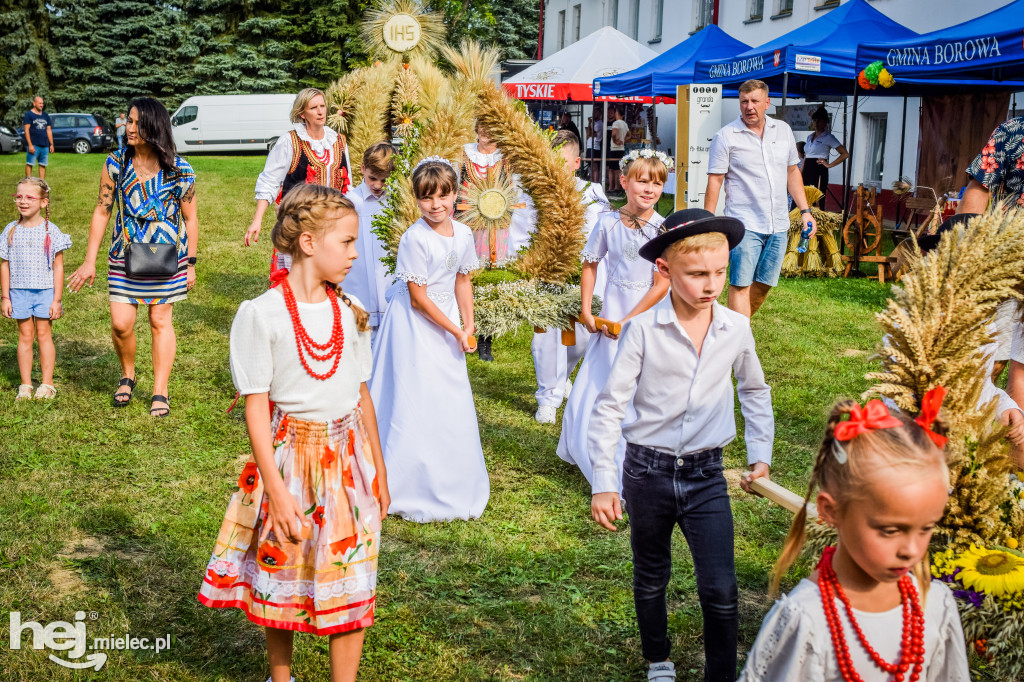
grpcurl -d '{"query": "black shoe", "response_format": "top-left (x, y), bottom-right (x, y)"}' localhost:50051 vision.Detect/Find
top-left (477, 336), bottom-right (494, 362)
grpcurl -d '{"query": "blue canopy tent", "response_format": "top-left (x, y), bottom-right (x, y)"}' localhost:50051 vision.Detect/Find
top-left (855, 0), bottom-right (1024, 92)
top-left (692, 0), bottom-right (918, 99)
top-left (593, 25), bottom-right (750, 99)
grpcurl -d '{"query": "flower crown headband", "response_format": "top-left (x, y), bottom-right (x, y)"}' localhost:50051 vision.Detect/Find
top-left (413, 155), bottom-right (458, 174)
top-left (830, 386), bottom-right (948, 464)
top-left (619, 148), bottom-right (675, 173)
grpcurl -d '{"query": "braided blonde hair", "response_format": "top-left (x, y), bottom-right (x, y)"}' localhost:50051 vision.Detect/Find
top-left (271, 184), bottom-right (369, 331)
top-left (9, 177), bottom-right (50, 246)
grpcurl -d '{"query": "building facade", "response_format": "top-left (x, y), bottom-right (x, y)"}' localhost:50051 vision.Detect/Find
top-left (540, 0), bottom-right (1020, 193)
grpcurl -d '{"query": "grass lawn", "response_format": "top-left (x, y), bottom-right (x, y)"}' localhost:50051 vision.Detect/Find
top-left (0, 152), bottom-right (893, 681)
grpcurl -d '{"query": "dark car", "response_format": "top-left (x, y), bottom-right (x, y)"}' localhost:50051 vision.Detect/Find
top-left (19, 112), bottom-right (113, 154)
top-left (0, 124), bottom-right (24, 153)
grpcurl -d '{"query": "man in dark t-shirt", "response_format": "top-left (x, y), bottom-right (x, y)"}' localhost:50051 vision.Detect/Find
top-left (22, 96), bottom-right (54, 179)
top-left (558, 112), bottom-right (581, 148)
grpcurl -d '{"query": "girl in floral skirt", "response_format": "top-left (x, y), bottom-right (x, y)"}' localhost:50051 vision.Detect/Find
top-left (198, 184), bottom-right (389, 682)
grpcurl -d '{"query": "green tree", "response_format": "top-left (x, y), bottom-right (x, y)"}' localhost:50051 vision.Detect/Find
top-left (0, 0), bottom-right (53, 125)
top-left (429, 0), bottom-right (538, 60)
top-left (180, 0), bottom-right (294, 96)
top-left (279, 0), bottom-right (369, 88)
top-left (48, 0), bottom-right (182, 120)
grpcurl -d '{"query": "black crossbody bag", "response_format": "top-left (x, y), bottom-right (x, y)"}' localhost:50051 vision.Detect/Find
top-left (119, 155), bottom-right (179, 278)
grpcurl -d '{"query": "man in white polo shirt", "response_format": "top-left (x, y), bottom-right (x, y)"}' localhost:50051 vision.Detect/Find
top-left (704, 79), bottom-right (816, 317)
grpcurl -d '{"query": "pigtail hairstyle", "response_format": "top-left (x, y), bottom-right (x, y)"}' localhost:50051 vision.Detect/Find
top-left (11, 178), bottom-right (52, 266)
top-left (271, 184), bottom-right (369, 332)
top-left (770, 397), bottom-right (950, 600)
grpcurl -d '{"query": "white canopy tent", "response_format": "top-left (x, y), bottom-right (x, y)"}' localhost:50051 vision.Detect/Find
top-left (503, 27), bottom-right (665, 189)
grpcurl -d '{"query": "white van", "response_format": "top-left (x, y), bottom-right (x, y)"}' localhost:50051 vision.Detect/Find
top-left (171, 94), bottom-right (296, 153)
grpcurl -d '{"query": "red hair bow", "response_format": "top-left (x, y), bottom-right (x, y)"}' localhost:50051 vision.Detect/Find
top-left (915, 386), bottom-right (948, 448)
top-left (834, 399), bottom-right (903, 441)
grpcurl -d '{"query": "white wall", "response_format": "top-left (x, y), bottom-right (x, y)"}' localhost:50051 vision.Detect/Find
top-left (541, 0), bottom-right (1022, 189)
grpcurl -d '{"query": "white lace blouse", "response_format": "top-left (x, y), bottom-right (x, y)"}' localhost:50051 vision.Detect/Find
top-left (739, 577), bottom-right (970, 681)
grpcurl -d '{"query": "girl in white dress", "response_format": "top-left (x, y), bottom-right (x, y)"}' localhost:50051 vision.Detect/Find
top-left (741, 392), bottom-right (970, 681)
top-left (557, 152), bottom-right (671, 486)
top-left (369, 157), bottom-right (489, 522)
top-left (199, 185), bottom-right (388, 682)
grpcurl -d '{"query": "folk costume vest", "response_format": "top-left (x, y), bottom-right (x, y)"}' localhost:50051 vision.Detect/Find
top-left (277, 129), bottom-right (351, 204)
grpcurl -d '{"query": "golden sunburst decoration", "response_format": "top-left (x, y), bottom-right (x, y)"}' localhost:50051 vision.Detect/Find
top-left (361, 0), bottom-right (446, 61)
top-left (457, 164), bottom-right (521, 231)
top-left (457, 164), bottom-right (524, 266)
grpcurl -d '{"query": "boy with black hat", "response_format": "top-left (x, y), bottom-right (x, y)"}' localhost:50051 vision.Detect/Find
top-left (588, 208), bottom-right (775, 681)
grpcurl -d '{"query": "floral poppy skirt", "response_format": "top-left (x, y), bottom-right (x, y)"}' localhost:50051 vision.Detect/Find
top-left (198, 407), bottom-right (381, 635)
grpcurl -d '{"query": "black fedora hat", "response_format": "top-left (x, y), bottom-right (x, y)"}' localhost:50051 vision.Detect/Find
top-left (638, 208), bottom-right (745, 263)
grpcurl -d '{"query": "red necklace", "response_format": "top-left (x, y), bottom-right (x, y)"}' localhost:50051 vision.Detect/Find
top-left (280, 279), bottom-right (344, 381)
top-left (817, 546), bottom-right (925, 682)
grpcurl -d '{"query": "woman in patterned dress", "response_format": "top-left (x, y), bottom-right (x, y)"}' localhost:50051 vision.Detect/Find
top-left (242, 88), bottom-right (352, 281)
top-left (68, 97), bottom-right (198, 417)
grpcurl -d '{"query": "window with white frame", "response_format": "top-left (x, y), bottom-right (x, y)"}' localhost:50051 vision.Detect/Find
top-left (558, 10), bottom-right (566, 50)
top-left (629, 0), bottom-right (640, 39)
top-left (572, 4), bottom-right (581, 42)
top-left (652, 0), bottom-right (664, 41)
top-left (609, 0), bottom-right (619, 28)
top-left (694, 0), bottom-right (714, 31)
top-left (863, 113), bottom-right (888, 184)
top-left (775, 0), bottom-right (794, 15)
top-left (749, 0), bottom-right (764, 20)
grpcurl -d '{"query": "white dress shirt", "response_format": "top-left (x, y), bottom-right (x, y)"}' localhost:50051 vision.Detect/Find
top-left (708, 116), bottom-right (800, 234)
top-left (345, 182), bottom-right (393, 327)
top-left (588, 296), bottom-right (774, 494)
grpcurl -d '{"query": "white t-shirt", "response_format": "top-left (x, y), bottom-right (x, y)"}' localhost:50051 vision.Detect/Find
top-left (610, 120), bottom-right (629, 152)
top-left (229, 288), bottom-right (373, 421)
top-left (804, 132), bottom-right (841, 160)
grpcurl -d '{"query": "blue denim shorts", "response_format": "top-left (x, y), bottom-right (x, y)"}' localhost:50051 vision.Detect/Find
top-left (26, 145), bottom-right (50, 167)
top-left (729, 230), bottom-right (788, 288)
top-left (10, 288), bottom-right (55, 320)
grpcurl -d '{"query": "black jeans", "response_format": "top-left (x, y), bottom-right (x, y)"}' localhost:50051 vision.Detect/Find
top-left (622, 443), bottom-right (738, 682)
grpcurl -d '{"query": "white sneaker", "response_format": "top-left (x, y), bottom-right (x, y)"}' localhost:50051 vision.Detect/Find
top-left (564, 379), bottom-right (573, 401)
top-left (648, 661), bottom-right (676, 680)
top-left (535, 405), bottom-right (557, 424)
top-left (266, 677), bottom-right (295, 682)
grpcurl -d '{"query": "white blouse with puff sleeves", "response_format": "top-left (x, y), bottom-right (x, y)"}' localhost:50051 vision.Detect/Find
top-left (740, 577), bottom-right (970, 681)
top-left (229, 287), bottom-right (372, 422)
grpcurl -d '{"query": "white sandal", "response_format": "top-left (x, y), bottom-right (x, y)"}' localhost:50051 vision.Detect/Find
top-left (34, 384), bottom-right (56, 399)
top-left (15, 384), bottom-right (33, 401)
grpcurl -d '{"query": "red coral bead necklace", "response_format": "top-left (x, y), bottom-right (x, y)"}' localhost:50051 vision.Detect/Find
top-left (817, 546), bottom-right (925, 682)
top-left (280, 278), bottom-right (344, 380)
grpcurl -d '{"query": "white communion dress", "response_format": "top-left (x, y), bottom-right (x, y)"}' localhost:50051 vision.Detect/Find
top-left (369, 218), bottom-right (490, 522)
top-left (556, 210), bottom-right (666, 487)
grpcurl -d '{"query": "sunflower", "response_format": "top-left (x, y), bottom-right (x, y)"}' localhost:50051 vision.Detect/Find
top-left (953, 545), bottom-right (1024, 597)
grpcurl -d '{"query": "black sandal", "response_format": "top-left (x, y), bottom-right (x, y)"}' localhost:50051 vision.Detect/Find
top-left (150, 394), bottom-right (170, 418)
top-left (112, 377), bottom-right (136, 407)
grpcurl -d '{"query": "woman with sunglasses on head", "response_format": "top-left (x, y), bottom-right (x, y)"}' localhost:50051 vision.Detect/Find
top-left (68, 97), bottom-right (198, 418)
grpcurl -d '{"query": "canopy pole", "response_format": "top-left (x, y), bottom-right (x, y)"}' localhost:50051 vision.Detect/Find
top-left (898, 95), bottom-right (908, 179)
top-left (781, 72), bottom-right (789, 110)
top-left (842, 82), bottom-right (860, 237)
top-left (841, 98), bottom-right (848, 216)
top-left (601, 100), bottom-right (609, 191)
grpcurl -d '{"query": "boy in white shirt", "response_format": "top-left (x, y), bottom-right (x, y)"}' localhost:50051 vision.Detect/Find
top-left (507, 130), bottom-right (610, 423)
top-left (345, 142), bottom-right (395, 336)
top-left (589, 208), bottom-right (774, 682)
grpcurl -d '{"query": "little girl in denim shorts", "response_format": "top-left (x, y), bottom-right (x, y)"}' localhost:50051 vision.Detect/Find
top-left (1, 178), bottom-right (72, 400)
